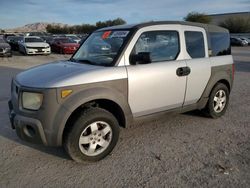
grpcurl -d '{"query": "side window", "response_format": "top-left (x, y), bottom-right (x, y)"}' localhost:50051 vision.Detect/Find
top-left (185, 31), bottom-right (205, 58)
top-left (210, 32), bottom-right (231, 56)
top-left (132, 31), bottom-right (180, 62)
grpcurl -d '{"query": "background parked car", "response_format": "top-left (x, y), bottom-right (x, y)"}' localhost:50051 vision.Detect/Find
top-left (40, 36), bottom-right (54, 45)
top-left (0, 37), bottom-right (12, 57)
top-left (65, 34), bottom-right (81, 43)
top-left (51, 37), bottom-right (80, 54)
top-left (19, 36), bottom-right (51, 55)
top-left (8, 36), bottom-right (23, 51)
top-left (230, 37), bottom-right (248, 46)
top-left (240, 37), bottom-right (250, 45)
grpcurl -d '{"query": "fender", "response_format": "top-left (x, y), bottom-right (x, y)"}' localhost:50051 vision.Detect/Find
top-left (52, 80), bottom-right (133, 146)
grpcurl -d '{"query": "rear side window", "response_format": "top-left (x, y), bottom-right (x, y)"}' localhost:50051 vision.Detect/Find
top-left (132, 31), bottom-right (180, 62)
top-left (210, 32), bottom-right (231, 56)
top-left (185, 31), bottom-right (205, 58)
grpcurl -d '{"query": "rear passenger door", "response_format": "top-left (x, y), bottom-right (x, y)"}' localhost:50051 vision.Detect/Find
top-left (182, 26), bottom-right (211, 105)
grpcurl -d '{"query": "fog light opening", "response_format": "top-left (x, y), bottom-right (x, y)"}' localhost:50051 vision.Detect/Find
top-left (24, 125), bottom-right (36, 138)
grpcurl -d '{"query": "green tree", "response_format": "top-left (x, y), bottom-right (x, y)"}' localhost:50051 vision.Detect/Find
top-left (46, 18), bottom-right (127, 34)
top-left (1, 29), bottom-right (5, 33)
top-left (184, 12), bottom-right (211, 24)
top-left (219, 17), bottom-right (250, 33)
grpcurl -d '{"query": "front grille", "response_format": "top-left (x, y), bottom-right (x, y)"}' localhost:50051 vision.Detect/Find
top-left (26, 47), bottom-right (45, 50)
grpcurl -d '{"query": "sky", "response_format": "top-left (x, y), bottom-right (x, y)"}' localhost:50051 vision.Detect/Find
top-left (0, 0), bottom-right (249, 29)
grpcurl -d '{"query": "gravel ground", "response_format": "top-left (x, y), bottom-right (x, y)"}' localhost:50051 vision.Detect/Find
top-left (0, 48), bottom-right (250, 188)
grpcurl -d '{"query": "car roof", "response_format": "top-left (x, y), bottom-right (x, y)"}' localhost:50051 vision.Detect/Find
top-left (97, 21), bottom-right (228, 33)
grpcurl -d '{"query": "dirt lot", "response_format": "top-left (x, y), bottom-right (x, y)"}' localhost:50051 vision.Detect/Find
top-left (0, 48), bottom-right (250, 188)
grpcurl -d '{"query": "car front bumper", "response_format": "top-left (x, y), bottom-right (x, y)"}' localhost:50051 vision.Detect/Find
top-left (63, 48), bottom-right (77, 54)
top-left (0, 48), bottom-right (12, 56)
top-left (8, 100), bottom-right (48, 145)
top-left (8, 81), bottom-right (70, 146)
top-left (26, 48), bottom-right (51, 55)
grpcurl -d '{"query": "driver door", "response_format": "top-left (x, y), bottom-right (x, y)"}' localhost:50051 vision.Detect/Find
top-left (125, 26), bottom-right (187, 117)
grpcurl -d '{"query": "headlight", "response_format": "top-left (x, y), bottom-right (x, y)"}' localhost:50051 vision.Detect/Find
top-left (4, 47), bottom-right (11, 52)
top-left (22, 92), bottom-right (43, 110)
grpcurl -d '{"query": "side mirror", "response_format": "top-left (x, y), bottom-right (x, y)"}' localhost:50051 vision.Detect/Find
top-left (130, 52), bottom-right (151, 65)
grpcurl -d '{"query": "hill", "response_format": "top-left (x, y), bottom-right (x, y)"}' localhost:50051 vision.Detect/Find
top-left (5, 22), bottom-right (68, 33)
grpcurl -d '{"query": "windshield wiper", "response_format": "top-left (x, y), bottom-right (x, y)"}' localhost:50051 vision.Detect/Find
top-left (69, 58), bottom-right (77, 62)
top-left (72, 59), bottom-right (97, 65)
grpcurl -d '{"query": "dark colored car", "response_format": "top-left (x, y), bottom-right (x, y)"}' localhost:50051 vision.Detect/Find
top-left (40, 36), bottom-right (54, 45)
top-left (0, 38), bottom-right (12, 57)
top-left (51, 37), bottom-right (80, 54)
top-left (230, 37), bottom-right (248, 46)
top-left (8, 36), bottom-right (23, 51)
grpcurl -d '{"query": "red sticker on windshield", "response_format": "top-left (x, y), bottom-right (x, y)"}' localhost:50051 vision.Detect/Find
top-left (102, 31), bottom-right (112, 39)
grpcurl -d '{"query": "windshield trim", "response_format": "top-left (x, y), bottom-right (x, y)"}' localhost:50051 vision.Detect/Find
top-left (70, 28), bottom-right (135, 67)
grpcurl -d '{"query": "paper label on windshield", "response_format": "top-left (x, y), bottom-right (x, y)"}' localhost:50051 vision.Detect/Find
top-left (102, 31), bottom-right (112, 39)
top-left (110, 31), bottom-right (129, 38)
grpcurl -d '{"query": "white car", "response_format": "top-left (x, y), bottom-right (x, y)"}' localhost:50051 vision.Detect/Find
top-left (19, 36), bottom-right (51, 55)
top-left (65, 34), bottom-right (81, 43)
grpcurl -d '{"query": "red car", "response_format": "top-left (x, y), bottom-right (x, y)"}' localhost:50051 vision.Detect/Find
top-left (51, 38), bottom-right (80, 54)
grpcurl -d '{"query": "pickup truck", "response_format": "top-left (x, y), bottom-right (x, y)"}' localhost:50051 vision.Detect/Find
top-left (9, 21), bottom-right (234, 162)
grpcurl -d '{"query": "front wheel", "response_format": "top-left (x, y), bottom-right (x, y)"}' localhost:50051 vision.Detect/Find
top-left (64, 108), bottom-right (120, 163)
top-left (203, 83), bottom-right (229, 118)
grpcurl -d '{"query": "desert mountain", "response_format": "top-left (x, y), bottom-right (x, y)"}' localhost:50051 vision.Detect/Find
top-left (5, 22), bottom-right (68, 33)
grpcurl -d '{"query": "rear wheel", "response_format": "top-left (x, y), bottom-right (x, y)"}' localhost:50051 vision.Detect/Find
top-left (64, 108), bottom-right (120, 163)
top-left (203, 83), bottom-right (229, 118)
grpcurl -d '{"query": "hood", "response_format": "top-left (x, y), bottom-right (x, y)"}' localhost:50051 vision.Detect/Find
top-left (61, 43), bottom-right (80, 47)
top-left (15, 60), bottom-right (127, 88)
top-left (0, 42), bottom-right (10, 48)
top-left (15, 60), bottom-right (104, 88)
top-left (25, 42), bottom-right (49, 48)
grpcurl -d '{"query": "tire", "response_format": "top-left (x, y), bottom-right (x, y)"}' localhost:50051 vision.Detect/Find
top-left (64, 108), bottom-right (120, 163)
top-left (202, 83), bottom-right (229, 118)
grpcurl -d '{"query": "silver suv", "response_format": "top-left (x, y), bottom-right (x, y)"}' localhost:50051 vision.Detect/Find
top-left (8, 21), bottom-right (234, 162)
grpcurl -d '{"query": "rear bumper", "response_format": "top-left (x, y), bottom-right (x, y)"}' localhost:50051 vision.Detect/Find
top-left (8, 100), bottom-right (48, 145)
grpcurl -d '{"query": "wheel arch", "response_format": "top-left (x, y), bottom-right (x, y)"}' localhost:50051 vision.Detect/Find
top-left (62, 99), bottom-right (127, 142)
top-left (197, 66), bottom-right (233, 110)
top-left (55, 87), bottom-right (133, 146)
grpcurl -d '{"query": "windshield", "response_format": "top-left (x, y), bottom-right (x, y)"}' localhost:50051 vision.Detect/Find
top-left (72, 30), bottom-right (130, 66)
top-left (25, 38), bottom-right (44, 43)
top-left (67, 36), bottom-right (79, 40)
top-left (13, 37), bottom-right (23, 42)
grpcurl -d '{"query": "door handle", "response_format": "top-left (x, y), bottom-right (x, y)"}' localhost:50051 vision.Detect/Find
top-left (176, 67), bottom-right (191, 76)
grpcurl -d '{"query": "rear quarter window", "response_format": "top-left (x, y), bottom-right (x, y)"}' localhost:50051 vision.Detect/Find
top-left (185, 31), bottom-right (205, 59)
top-left (210, 32), bottom-right (231, 56)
